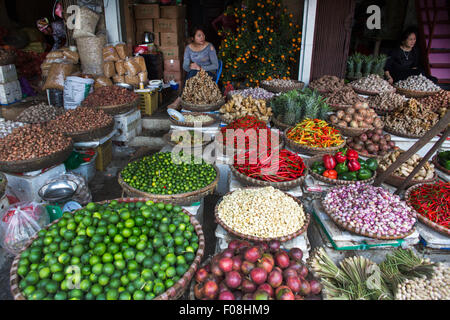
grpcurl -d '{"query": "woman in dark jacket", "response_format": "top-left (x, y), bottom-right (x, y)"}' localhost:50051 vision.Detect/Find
top-left (384, 28), bottom-right (423, 84)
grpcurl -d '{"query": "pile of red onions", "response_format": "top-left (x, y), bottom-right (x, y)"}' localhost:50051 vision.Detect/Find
top-left (323, 183), bottom-right (416, 237)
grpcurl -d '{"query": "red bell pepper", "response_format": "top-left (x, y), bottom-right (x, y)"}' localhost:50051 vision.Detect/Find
top-left (346, 149), bottom-right (359, 161)
top-left (347, 159), bottom-right (361, 172)
top-left (323, 169), bottom-right (338, 179)
top-left (334, 151), bottom-right (347, 163)
top-left (322, 155), bottom-right (337, 170)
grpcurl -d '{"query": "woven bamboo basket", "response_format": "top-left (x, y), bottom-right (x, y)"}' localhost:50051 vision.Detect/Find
top-left (432, 154), bottom-right (450, 175)
top-left (180, 98), bottom-right (225, 112)
top-left (283, 128), bottom-right (346, 156)
top-left (218, 113), bottom-right (271, 125)
top-left (215, 188), bottom-right (310, 242)
top-left (328, 103), bottom-right (353, 111)
top-left (118, 165), bottom-right (220, 206)
top-left (261, 80), bottom-right (305, 93)
top-left (383, 125), bottom-right (425, 139)
top-left (321, 199), bottom-right (416, 240)
top-left (271, 116), bottom-right (291, 131)
top-left (65, 120), bottom-right (115, 142)
top-left (229, 164), bottom-right (307, 191)
top-left (9, 197), bottom-right (205, 300)
top-left (393, 86), bottom-right (440, 99)
top-left (0, 172), bottom-right (6, 199)
top-left (306, 155), bottom-right (377, 185)
top-left (168, 112), bottom-right (216, 127)
top-left (0, 141), bottom-right (73, 173)
top-left (331, 123), bottom-right (372, 137)
top-left (357, 150), bottom-right (383, 160)
top-left (405, 182), bottom-right (450, 237)
top-left (84, 97), bottom-right (139, 116)
top-left (376, 167), bottom-right (437, 189)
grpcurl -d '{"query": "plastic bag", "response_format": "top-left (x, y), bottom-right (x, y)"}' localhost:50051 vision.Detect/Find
top-left (72, 6), bottom-right (100, 39)
top-left (43, 62), bottom-right (74, 90)
top-left (115, 43), bottom-right (128, 60)
top-left (138, 71), bottom-right (148, 83)
top-left (135, 56), bottom-right (147, 72)
top-left (125, 74), bottom-right (139, 86)
top-left (46, 50), bottom-right (63, 59)
top-left (112, 74), bottom-right (125, 83)
top-left (124, 57), bottom-right (140, 76)
top-left (94, 76), bottom-right (112, 89)
top-left (103, 45), bottom-right (119, 62)
top-left (64, 76), bottom-right (95, 110)
top-left (103, 61), bottom-right (116, 78)
top-left (62, 50), bottom-right (79, 63)
top-left (115, 60), bottom-right (126, 75)
top-left (0, 202), bottom-right (49, 255)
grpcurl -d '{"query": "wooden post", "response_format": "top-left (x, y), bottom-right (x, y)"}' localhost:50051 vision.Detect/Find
top-left (122, 0), bottom-right (136, 54)
top-left (394, 126), bottom-right (450, 195)
top-left (374, 110), bottom-right (450, 187)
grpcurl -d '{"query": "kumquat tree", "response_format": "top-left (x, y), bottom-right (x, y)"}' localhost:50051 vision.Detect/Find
top-left (218, 0), bottom-right (302, 87)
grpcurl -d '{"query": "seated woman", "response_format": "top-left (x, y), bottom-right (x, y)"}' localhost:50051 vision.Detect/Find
top-left (384, 28), bottom-right (435, 84)
top-left (183, 27), bottom-right (219, 80)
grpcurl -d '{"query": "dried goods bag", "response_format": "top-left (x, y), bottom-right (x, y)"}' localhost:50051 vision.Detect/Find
top-left (64, 76), bottom-right (95, 110)
top-left (71, 6), bottom-right (100, 39)
top-left (94, 76), bottom-right (112, 89)
top-left (62, 50), bottom-right (80, 63)
top-left (124, 57), bottom-right (140, 76)
top-left (125, 74), bottom-right (139, 86)
top-left (43, 62), bottom-right (74, 90)
top-left (115, 43), bottom-right (128, 60)
top-left (135, 56), bottom-right (147, 72)
top-left (103, 61), bottom-right (116, 78)
top-left (76, 34), bottom-right (106, 76)
top-left (0, 202), bottom-right (49, 255)
top-left (103, 45), bottom-right (119, 62)
top-left (115, 60), bottom-right (126, 75)
top-left (112, 74), bottom-right (125, 83)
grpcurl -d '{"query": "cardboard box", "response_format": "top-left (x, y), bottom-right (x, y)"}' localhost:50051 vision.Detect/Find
top-left (160, 32), bottom-right (184, 47)
top-left (135, 19), bottom-right (154, 34)
top-left (154, 19), bottom-right (184, 34)
top-left (164, 59), bottom-right (182, 73)
top-left (159, 46), bottom-right (183, 60)
top-left (160, 5), bottom-right (186, 19)
top-left (163, 71), bottom-right (184, 83)
top-left (134, 4), bottom-right (160, 20)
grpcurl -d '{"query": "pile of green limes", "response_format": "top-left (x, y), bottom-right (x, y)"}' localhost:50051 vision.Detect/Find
top-left (16, 200), bottom-right (200, 300)
top-left (120, 152), bottom-right (216, 195)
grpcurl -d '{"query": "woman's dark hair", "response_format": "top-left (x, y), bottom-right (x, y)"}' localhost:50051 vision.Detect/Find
top-left (400, 27), bottom-right (418, 44)
top-left (191, 26), bottom-right (206, 38)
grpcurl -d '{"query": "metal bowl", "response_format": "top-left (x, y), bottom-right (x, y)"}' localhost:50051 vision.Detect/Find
top-left (115, 83), bottom-right (134, 91)
top-left (38, 179), bottom-right (79, 202)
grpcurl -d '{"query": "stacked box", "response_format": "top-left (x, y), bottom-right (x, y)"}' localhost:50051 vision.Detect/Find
top-left (134, 4), bottom-right (160, 46)
top-left (156, 5), bottom-right (186, 84)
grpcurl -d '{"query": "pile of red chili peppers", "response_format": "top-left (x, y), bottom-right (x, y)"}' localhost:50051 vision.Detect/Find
top-left (220, 116), bottom-right (279, 151)
top-left (409, 181), bottom-right (449, 228)
top-left (234, 149), bottom-right (306, 182)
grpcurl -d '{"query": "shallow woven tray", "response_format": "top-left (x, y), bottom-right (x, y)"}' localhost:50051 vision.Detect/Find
top-left (261, 80), bottom-right (305, 93)
top-left (394, 86), bottom-right (440, 99)
top-left (0, 142), bottom-right (73, 173)
top-left (162, 132), bottom-right (213, 149)
top-left (351, 85), bottom-right (396, 96)
top-left (180, 98), bottom-right (225, 112)
top-left (376, 167), bottom-right (437, 189)
top-left (0, 172), bottom-right (6, 199)
top-left (9, 197), bottom-right (205, 300)
top-left (383, 124), bottom-right (425, 139)
top-left (432, 154), bottom-right (450, 175)
top-left (118, 165), bottom-right (220, 206)
top-left (168, 112), bottom-right (216, 127)
top-left (306, 85), bottom-right (332, 96)
top-left (230, 164), bottom-right (307, 191)
top-left (331, 123), bottom-right (372, 137)
top-left (215, 188), bottom-right (311, 242)
top-left (328, 103), bottom-right (353, 111)
top-left (321, 199), bottom-right (416, 240)
top-left (306, 155), bottom-right (377, 185)
top-left (271, 116), bottom-right (291, 130)
top-left (357, 150), bottom-right (383, 160)
top-left (283, 128), bottom-right (346, 155)
top-left (65, 120), bottom-right (115, 142)
top-left (405, 183), bottom-right (450, 237)
top-left (85, 97), bottom-right (139, 116)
